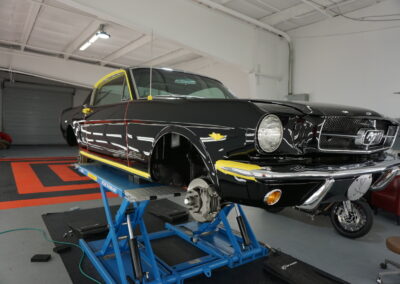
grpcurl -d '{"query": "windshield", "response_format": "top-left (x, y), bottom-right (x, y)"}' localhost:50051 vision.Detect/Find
top-left (131, 68), bottom-right (236, 99)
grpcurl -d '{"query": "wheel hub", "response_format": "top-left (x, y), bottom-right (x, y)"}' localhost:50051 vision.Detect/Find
top-left (335, 201), bottom-right (366, 232)
top-left (184, 178), bottom-right (220, 223)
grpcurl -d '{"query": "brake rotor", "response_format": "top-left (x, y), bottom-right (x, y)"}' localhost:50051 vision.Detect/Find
top-left (335, 201), bottom-right (366, 232)
top-left (184, 178), bottom-right (221, 223)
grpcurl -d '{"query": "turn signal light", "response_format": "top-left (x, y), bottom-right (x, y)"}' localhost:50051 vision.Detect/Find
top-left (264, 189), bottom-right (282, 206)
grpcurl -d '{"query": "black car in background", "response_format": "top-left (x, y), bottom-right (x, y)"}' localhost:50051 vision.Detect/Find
top-left (60, 67), bottom-right (400, 222)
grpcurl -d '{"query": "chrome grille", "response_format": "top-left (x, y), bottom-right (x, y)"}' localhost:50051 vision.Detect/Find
top-left (319, 117), bottom-right (398, 153)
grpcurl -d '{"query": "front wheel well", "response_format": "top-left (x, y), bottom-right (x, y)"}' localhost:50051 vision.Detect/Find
top-left (150, 133), bottom-right (209, 187)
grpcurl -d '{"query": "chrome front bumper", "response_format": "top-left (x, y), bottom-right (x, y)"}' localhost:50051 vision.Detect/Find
top-left (252, 160), bottom-right (400, 190)
top-left (216, 159), bottom-right (400, 210)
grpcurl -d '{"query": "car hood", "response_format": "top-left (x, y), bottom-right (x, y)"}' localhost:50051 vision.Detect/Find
top-left (248, 99), bottom-right (384, 118)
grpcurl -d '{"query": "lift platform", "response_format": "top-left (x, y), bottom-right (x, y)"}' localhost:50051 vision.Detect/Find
top-left (76, 163), bottom-right (268, 284)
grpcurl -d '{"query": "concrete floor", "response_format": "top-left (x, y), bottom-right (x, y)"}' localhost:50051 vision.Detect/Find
top-left (0, 145), bottom-right (78, 158)
top-left (1, 146), bottom-right (399, 284)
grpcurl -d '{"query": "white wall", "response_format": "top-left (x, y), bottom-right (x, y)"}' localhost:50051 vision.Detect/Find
top-left (289, 0), bottom-right (400, 118)
top-left (188, 62), bottom-right (250, 99)
top-left (182, 27), bottom-right (290, 100)
top-left (184, 59), bottom-right (287, 100)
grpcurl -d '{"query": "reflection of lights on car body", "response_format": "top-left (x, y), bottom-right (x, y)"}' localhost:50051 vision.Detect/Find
top-left (60, 67), bottom-right (400, 223)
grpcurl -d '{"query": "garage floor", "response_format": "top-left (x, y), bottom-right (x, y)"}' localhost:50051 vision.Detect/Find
top-left (0, 146), bottom-right (399, 284)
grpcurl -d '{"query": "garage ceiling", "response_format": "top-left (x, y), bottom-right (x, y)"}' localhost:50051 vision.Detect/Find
top-left (209, 0), bottom-right (384, 31)
top-left (0, 0), bottom-right (385, 70)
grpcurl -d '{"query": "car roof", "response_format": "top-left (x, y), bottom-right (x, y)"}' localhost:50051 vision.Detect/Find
top-left (93, 67), bottom-right (225, 90)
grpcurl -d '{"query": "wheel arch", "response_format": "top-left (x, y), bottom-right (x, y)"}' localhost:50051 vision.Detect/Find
top-left (149, 125), bottom-right (218, 186)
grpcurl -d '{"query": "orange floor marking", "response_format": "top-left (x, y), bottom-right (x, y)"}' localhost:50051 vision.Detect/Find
top-left (48, 164), bottom-right (91, 182)
top-left (11, 161), bottom-right (98, 194)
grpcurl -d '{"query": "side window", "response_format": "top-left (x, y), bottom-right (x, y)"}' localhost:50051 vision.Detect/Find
top-left (132, 69), bottom-right (150, 98)
top-left (122, 81), bottom-right (131, 101)
top-left (93, 75), bottom-right (130, 106)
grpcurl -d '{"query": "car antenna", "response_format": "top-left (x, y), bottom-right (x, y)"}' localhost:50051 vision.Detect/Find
top-left (148, 29), bottom-right (154, 101)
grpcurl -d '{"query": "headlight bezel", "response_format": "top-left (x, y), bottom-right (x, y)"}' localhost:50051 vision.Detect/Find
top-left (256, 114), bottom-right (284, 153)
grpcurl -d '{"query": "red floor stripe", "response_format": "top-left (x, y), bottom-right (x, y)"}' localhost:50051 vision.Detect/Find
top-left (48, 164), bottom-right (91, 182)
top-left (11, 161), bottom-right (96, 194)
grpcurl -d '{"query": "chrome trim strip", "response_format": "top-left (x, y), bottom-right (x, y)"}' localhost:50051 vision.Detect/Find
top-left (321, 133), bottom-right (396, 139)
top-left (137, 136), bottom-right (155, 143)
top-left (129, 68), bottom-right (140, 100)
top-left (370, 168), bottom-right (400, 190)
top-left (106, 133), bottom-right (122, 138)
top-left (220, 160), bottom-right (400, 180)
top-left (316, 147), bottom-right (392, 154)
top-left (296, 179), bottom-right (334, 210)
top-left (320, 133), bottom-right (358, 138)
top-left (220, 160), bottom-right (400, 210)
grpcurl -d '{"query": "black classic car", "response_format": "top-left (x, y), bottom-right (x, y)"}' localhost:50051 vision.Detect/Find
top-left (60, 67), bottom-right (400, 222)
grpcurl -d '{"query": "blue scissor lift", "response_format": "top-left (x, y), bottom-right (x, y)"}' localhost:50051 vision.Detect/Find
top-left (76, 163), bottom-right (268, 284)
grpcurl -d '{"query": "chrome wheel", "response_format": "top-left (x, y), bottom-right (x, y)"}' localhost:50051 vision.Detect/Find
top-left (335, 201), bottom-right (366, 232)
top-left (330, 200), bottom-right (373, 238)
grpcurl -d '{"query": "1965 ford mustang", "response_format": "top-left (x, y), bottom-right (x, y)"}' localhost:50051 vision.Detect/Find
top-left (61, 67), bottom-right (400, 222)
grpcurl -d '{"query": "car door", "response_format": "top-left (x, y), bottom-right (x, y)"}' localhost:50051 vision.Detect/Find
top-left (81, 71), bottom-right (132, 163)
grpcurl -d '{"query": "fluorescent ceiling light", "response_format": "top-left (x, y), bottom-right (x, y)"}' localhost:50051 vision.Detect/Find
top-left (96, 30), bottom-right (110, 39)
top-left (79, 24), bottom-right (110, 51)
top-left (79, 41), bottom-right (92, 51)
top-left (89, 34), bottom-right (99, 43)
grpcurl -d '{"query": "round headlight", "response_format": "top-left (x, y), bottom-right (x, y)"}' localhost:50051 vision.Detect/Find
top-left (257, 114), bottom-right (283, 153)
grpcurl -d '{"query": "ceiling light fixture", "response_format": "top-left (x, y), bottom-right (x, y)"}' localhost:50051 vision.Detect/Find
top-left (79, 24), bottom-right (110, 51)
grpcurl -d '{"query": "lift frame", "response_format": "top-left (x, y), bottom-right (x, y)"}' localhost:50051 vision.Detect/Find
top-left (76, 163), bottom-right (268, 284)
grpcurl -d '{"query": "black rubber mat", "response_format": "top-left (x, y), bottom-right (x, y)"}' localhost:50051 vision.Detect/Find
top-left (151, 235), bottom-right (207, 267)
top-left (42, 203), bottom-right (171, 284)
top-left (42, 201), bottom-right (346, 284)
top-left (264, 251), bottom-right (350, 284)
top-left (147, 199), bottom-right (189, 223)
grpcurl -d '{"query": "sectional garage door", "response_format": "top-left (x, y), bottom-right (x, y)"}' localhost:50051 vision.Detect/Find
top-left (3, 82), bottom-right (73, 145)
